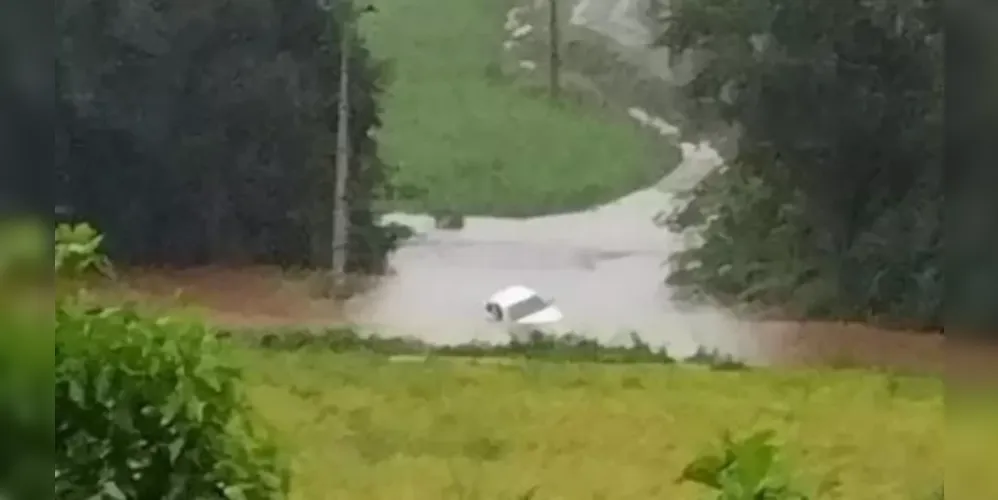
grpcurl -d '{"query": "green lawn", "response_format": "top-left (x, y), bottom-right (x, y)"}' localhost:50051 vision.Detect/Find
top-left (242, 350), bottom-right (944, 499)
top-left (360, 0), bottom-right (668, 216)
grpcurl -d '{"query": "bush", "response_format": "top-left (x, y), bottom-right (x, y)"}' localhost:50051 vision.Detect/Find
top-left (55, 306), bottom-right (288, 499)
top-left (678, 430), bottom-right (810, 499)
top-left (55, 0), bottom-right (399, 272)
top-left (656, 0), bottom-right (942, 329)
top-left (0, 303), bottom-right (53, 500)
top-left (0, 218), bottom-right (48, 286)
top-left (232, 327), bottom-right (679, 365)
top-left (0, 217), bottom-right (53, 499)
top-left (52, 223), bottom-right (289, 499)
top-left (680, 428), bottom-right (943, 499)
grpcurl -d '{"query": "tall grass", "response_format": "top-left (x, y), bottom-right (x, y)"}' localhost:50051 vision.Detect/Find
top-left (361, 0), bottom-right (663, 216)
top-left (240, 349), bottom-right (942, 499)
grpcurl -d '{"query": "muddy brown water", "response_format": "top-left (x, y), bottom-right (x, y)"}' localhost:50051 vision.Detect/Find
top-left (347, 208), bottom-right (943, 371)
top-left (113, 257), bottom-right (946, 372)
top-left (344, 149), bottom-right (945, 372)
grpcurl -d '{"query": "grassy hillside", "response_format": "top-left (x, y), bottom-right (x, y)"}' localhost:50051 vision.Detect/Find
top-left (242, 349), bottom-right (943, 499)
top-left (360, 0), bottom-right (668, 216)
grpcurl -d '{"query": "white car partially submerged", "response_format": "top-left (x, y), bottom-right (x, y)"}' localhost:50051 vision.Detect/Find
top-left (484, 285), bottom-right (568, 342)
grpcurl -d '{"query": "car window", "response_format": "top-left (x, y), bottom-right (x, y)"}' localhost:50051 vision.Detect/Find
top-left (506, 295), bottom-right (550, 322)
top-left (485, 302), bottom-right (503, 321)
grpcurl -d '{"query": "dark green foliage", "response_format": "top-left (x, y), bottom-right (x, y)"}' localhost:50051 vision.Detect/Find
top-left (50, 223), bottom-right (289, 499)
top-left (54, 222), bottom-right (114, 280)
top-left (55, 305), bottom-right (288, 500)
top-left (678, 430), bottom-right (810, 499)
top-left (685, 347), bottom-right (749, 371)
top-left (0, 308), bottom-right (54, 500)
top-left (656, 0), bottom-right (942, 329)
top-left (946, 2), bottom-right (998, 336)
top-left (231, 327), bottom-right (679, 364)
top-left (0, 218), bottom-right (50, 285)
top-left (0, 218), bottom-right (52, 499)
top-left (0, 1), bottom-right (52, 216)
top-left (55, 0), bottom-right (399, 271)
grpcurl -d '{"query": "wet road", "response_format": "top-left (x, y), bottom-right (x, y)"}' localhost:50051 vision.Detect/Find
top-left (343, 146), bottom-right (774, 360)
top-left (345, 181), bottom-right (943, 369)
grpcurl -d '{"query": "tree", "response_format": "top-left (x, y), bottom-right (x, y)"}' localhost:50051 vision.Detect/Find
top-left (54, 0), bottom-right (400, 272)
top-left (656, 0), bottom-right (942, 330)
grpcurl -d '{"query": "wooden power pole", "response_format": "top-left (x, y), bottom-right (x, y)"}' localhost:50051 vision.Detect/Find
top-left (548, 0), bottom-right (561, 100)
top-left (331, 13), bottom-right (352, 292)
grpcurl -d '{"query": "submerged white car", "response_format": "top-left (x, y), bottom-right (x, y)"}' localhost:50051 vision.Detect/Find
top-left (484, 285), bottom-right (569, 342)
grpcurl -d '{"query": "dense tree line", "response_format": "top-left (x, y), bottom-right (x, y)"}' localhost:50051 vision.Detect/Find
top-left (946, 1), bottom-right (998, 336)
top-left (0, 1), bottom-right (51, 216)
top-left (655, 0), bottom-right (945, 330)
top-left (52, 0), bottom-right (402, 271)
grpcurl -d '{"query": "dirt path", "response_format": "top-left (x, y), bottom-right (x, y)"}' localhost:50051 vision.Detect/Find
top-left (100, 266), bottom-right (347, 329)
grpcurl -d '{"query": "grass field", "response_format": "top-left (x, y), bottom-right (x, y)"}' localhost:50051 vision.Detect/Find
top-left (360, 0), bottom-right (668, 216)
top-left (240, 349), bottom-right (944, 499)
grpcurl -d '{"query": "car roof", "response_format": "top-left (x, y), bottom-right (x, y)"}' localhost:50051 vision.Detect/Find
top-left (487, 285), bottom-right (540, 307)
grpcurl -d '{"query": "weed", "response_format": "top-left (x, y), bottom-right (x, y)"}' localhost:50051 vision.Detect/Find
top-left (52, 224), bottom-right (288, 499)
top-left (230, 326), bottom-right (676, 365)
top-left (239, 350), bottom-right (943, 499)
top-left (685, 346), bottom-right (749, 371)
top-left (678, 429), bottom-right (810, 499)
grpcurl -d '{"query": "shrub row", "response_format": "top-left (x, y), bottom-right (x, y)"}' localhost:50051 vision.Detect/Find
top-left (55, 305), bottom-right (288, 499)
top-left (223, 326), bottom-right (754, 368)
top-left (47, 222), bottom-right (289, 499)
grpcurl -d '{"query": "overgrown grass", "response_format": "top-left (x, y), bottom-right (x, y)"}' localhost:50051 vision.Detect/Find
top-left (227, 328), bottom-right (682, 365)
top-left (239, 346), bottom-right (942, 499)
top-left (361, 0), bottom-right (665, 216)
top-left (946, 392), bottom-right (998, 499)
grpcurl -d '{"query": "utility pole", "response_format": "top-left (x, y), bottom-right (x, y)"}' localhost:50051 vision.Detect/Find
top-left (331, 7), bottom-right (354, 294)
top-left (327, 3), bottom-right (376, 295)
top-left (548, 0), bottom-right (561, 100)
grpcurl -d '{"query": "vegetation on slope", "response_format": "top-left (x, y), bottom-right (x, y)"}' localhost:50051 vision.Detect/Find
top-left (656, 0), bottom-right (943, 330)
top-left (361, 0), bottom-right (661, 216)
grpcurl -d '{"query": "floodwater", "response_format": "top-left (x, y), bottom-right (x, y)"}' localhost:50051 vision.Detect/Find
top-left (347, 145), bottom-right (747, 359)
top-left (345, 142), bottom-right (944, 370)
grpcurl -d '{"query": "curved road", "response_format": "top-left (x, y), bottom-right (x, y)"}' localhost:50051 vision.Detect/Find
top-left (342, 0), bottom-right (745, 360)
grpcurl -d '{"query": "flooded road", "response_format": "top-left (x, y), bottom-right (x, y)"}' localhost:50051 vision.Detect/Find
top-left (345, 145), bottom-right (776, 361)
top-left (345, 143), bottom-right (943, 370)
